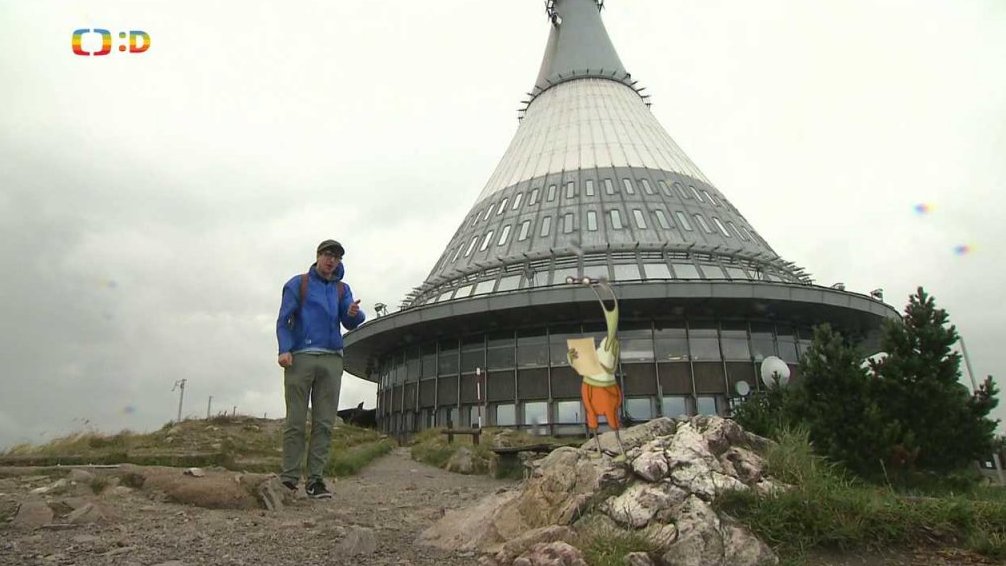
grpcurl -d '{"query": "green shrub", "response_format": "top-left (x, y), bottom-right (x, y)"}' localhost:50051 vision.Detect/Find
top-left (717, 428), bottom-right (1006, 560)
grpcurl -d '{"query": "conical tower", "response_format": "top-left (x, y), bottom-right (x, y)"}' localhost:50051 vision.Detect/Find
top-left (345, 0), bottom-right (895, 435)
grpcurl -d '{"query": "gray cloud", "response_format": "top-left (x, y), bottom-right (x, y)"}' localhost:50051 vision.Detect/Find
top-left (1, 0), bottom-right (1004, 449)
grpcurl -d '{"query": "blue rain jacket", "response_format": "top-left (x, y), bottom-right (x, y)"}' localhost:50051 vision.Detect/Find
top-left (276, 262), bottom-right (365, 354)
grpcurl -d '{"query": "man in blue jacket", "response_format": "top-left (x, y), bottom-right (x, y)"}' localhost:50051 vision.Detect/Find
top-left (276, 239), bottom-right (365, 499)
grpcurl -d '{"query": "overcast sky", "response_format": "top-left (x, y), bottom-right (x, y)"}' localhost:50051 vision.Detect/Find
top-left (1, 1), bottom-right (1004, 450)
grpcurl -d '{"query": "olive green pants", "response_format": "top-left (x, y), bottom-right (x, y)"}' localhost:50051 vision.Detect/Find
top-left (281, 353), bottom-right (343, 484)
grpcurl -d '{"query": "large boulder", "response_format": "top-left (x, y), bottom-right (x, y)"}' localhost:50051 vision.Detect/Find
top-left (420, 416), bottom-right (780, 565)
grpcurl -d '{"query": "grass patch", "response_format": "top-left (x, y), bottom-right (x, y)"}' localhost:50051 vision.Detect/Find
top-left (716, 427), bottom-right (1006, 561)
top-left (409, 428), bottom-right (491, 470)
top-left (326, 438), bottom-right (395, 477)
top-left (573, 514), bottom-right (658, 566)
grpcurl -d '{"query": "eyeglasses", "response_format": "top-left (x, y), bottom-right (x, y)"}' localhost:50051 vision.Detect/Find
top-left (320, 251), bottom-right (343, 260)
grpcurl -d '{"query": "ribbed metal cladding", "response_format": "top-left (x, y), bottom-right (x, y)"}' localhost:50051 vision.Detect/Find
top-left (407, 0), bottom-right (807, 309)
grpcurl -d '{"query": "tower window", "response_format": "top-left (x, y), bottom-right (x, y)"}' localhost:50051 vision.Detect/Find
top-left (712, 217), bottom-right (731, 237)
top-left (529, 188), bottom-right (540, 205)
top-left (586, 210), bottom-right (598, 231)
top-left (563, 212), bottom-right (574, 233)
top-left (498, 224), bottom-right (512, 246)
top-left (622, 178), bottom-right (635, 195)
top-left (540, 216), bottom-right (552, 237)
top-left (640, 179), bottom-right (654, 195)
top-left (497, 198), bottom-right (509, 215)
top-left (512, 192), bottom-right (523, 209)
top-left (480, 230), bottom-right (495, 251)
top-left (632, 209), bottom-right (647, 229)
top-left (675, 211), bottom-right (693, 231)
top-left (464, 235), bottom-right (479, 256)
top-left (658, 180), bottom-right (672, 196)
top-left (610, 210), bottom-right (624, 230)
top-left (547, 184), bottom-right (556, 202)
top-left (653, 209), bottom-right (671, 229)
top-left (689, 186), bottom-right (705, 203)
top-left (727, 221), bottom-right (748, 241)
top-left (565, 181), bottom-right (576, 199)
top-left (673, 182), bottom-right (690, 199)
top-left (585, 179), bottom-right (595, 196)
top-left (518, 220), bottom-right (531, 241)
top-left (604, 179), bottom-right (615, 195)
top-left (694, 214), bottom-right (713, 234)
top-left (482, 206), bottom-right (493, 221)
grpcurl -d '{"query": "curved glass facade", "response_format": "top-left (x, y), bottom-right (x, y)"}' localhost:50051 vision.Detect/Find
top-left (375, 318), bottom-right (815, 436)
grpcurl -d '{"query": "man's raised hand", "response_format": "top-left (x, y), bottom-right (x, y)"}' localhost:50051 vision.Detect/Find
top-left (348, 299), bottom-right (361, 317)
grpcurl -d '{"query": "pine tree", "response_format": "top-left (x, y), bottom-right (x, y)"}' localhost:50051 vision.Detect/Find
top-left (789, 324), bottom-right (898, 477)
top-left (869, 287), bottom-right (1000, 473)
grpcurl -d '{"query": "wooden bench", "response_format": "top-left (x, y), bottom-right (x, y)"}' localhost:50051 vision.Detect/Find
top-left (441, 427), bottom-right (482, 446)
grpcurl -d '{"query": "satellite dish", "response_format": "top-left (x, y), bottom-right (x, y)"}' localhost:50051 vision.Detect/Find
top-left (735, 380), bottom-right (751, 397)
top-left (760, 356), bottom-right (791, 388)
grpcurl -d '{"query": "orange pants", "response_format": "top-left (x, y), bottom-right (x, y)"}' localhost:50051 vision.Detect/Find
top-left (581, 382), bottom-right (622, 430)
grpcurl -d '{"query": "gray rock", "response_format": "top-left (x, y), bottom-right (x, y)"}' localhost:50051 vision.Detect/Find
top-left (597, 418), bottom-right (677, 454)
top-left (422, 416), bottom-right (777, 566)
top-left (624, 552), bottom-right (656, 566)
top-left (494, 525), bottom-right (577, 564)
top-left (661, 496), bottom-right (724, 566)
top-left (631, 442), bottom-right (670, 482)
top-left (256, 477), bottom-right (284, 511)
top-left (604, 483), bottom-right (682, 528)
top-left (66, 469), bottom-right (95, 484)
top-left (12, 500), bottom-right (53, 529)
top-left (722, 520), bottom-right (778, 566)
top-left (446, 446), bottom-right (476, 474)
top-left (67, 502), bottom-right (106, 524)
top-left (337, 526), bottom-right (377, 556)
top-left (514, 541), bottom-right (588, 566)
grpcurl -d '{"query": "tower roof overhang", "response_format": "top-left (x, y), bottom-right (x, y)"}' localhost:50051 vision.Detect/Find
top-left (343, 281), bottom-right (899, 380)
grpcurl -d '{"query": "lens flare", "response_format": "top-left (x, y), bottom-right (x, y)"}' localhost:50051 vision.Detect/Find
top-left (122, 405), bottom-right (136, 415)
top-left (913, 203), bottom-right (933, 215)
top-left (953, 244), bottom-right (972, 256)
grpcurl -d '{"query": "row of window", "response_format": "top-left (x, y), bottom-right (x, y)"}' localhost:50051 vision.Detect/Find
top-left (378, 395), bottom-right (725, 434)
top-left (418, 256), bottom-right (793, 306)
top-left (377, 322), bottom-right (813, 387)
top-left (469, 178), bottom-right (729, 231)
top-left (449, 209), bottom-right (756, 265)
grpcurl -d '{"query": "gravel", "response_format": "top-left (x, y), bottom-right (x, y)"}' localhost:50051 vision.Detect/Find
top-left (0, 448), bottom-right (516, 566)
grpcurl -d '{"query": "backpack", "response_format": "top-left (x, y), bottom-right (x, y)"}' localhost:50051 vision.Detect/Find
top-left (288, 273), bottom-right (345, 328)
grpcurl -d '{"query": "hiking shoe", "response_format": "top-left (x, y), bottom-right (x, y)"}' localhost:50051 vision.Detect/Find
top-left (305, 480), bottom-right (332, 499)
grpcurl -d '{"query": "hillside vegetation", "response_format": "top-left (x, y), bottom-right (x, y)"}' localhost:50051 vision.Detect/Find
top-left (0, 415), bottom-right (393, 477)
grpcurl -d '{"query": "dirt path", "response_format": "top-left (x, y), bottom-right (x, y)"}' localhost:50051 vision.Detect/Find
top-left (1, 448), bottom-right (516, 566)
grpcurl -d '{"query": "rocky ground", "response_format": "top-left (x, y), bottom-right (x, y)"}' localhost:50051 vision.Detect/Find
top-left (2, 421), bottom-right (1001, 566)
top-left (0, 447), bottom-right (514, 566)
